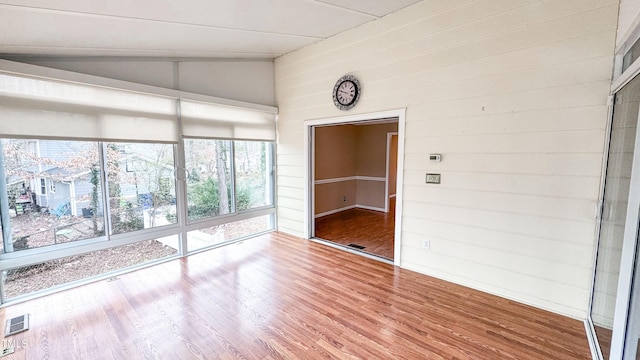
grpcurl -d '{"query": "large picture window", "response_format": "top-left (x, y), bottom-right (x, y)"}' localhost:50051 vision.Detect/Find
top-left (1, 139), bottom-right (105, 252)
top-left (0, 66), bottom-right (277, 303)
top-left (0, 136), bottom-right (275, 300)
top-left (0, 139), bottom-right (184, 251)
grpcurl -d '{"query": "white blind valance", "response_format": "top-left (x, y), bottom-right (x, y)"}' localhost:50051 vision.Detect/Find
top-left (0, 74), bottom-right (179, 142)
top-left (180, 99), bottom-right (276, 141)
top-left (0, 69), bottom-right (277, 143)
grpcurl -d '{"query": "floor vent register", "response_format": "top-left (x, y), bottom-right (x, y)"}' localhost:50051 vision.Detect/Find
top-left (5, 314), bottom-right (29, 337)
top-left (347, 243), bottom-right (366, 250)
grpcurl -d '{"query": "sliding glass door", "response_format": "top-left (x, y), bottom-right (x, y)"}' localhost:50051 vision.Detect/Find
top-left (590, 73), bottom-right (640, 358)
top-left (590, 73), bottom-right (640, 359)
top-left (611, 73), bottom-right (640, 358)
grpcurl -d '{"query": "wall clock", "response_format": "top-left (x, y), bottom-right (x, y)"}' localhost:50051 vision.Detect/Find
top-left (332, 74), bottom-right (361, 111)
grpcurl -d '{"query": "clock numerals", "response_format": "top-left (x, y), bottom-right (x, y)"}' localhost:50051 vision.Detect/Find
top-left (337, 81), bottom-right (356, 105)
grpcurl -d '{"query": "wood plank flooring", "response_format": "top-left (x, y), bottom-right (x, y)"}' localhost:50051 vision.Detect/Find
top-left (0, 232), bottom-right (590, 359)
top-left (315, 199), bottom-right (395, 259)
top-left (594, 326), bottom-right (611, 358)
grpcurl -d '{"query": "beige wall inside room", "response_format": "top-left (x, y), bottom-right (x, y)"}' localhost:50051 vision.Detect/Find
top-left (314, 181), bottom-right (357, 215)
top-left (314, 125), bottom-right (357, 180)
top-left (355, 122), bottom-right (398, 209)
top-left (314, 125), bottom-right (358, 214)
top-left (314, 122), bottom-right (397, 215)
top-left (275, 0), bottom-right (619, 319)
top-left (355, 180), bottom-right (386, 210)
top-left (356, 123), bottom-right (398, 176)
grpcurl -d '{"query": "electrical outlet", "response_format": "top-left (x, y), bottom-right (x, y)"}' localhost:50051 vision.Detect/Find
top-left (422, 239), bottom-right (430, 249)
top-left (0, 346), bottom-right (15, 357)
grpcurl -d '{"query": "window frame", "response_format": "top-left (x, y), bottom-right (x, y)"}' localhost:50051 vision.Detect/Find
top-left (233, 140), bottom-right (276, 213)
top-left (0, 60), bottom-right (277, 304)
top-left (0, 137), bottom-right (276, 302)
top-left (182, 137), bottom-right (276, 250)
top-left (0, 139), bottom-right (183, 259)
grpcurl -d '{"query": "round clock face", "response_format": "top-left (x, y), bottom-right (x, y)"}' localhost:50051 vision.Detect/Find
top-left (333, 75), bottom-right (361, 110)
top-left (336, 81), bottom-right (356, 105)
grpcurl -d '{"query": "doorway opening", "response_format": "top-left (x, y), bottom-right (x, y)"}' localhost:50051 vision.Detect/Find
top-left (304, 110), bottom-right (405, 264)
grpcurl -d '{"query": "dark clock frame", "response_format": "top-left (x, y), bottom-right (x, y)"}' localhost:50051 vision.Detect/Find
top-left (332, 74), bottom-right (361, 111)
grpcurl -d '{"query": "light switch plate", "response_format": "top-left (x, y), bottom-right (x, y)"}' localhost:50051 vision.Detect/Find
top-left (425, 173), bottom-right (441, 184)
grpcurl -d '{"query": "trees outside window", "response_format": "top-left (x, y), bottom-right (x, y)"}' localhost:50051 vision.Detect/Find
top-left (184, 139), bottom-right (232, 220)
top-left (234, 141), bottom-right (272, 211)
top-left (106, 143), bottom-right (176, 235)
top-left (0, 139), bottom-right (180, 250)
top-left (1, 139), bottom-right (104, 251)
top-left (184, 139), bottom-right (273, 221)
top-left (0, 137), bottom-right (274, 301)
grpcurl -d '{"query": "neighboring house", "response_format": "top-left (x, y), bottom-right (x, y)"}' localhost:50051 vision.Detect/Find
top-left (5, 139), bottom-right (174, 217)
top-left (38, 166), bottom-right (93, 217)
top-left (20, 139), bottom-right (93, 216)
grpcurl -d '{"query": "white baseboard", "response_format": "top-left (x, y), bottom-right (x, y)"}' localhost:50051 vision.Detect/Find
top-left (314, 176), bottom-right (385, 185)
top-left (314, 204), bottom-right (385, 218)
top-left (314, 205), bottom-right (356, 218)
top-left (356, 204), bottom-right (386, 212)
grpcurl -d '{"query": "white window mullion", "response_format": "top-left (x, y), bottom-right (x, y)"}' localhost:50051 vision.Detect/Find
top-left (174, 142), bottom-right (188, 256)
top-left (99, 142), bottom-right (112, 238)
top-left (230, 141), bottom-right (237, 214)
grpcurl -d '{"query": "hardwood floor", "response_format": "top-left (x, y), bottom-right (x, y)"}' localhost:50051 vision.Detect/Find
top-left (0, 232), bottom-right (590, 359)
top-left (315, 198), bottom-right (395, 259)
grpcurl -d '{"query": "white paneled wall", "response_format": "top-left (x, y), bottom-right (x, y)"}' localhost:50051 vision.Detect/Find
top-left (275, 0), bottom-right (618, 318)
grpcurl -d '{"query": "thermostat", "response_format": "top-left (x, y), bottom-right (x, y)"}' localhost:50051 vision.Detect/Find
top-left (429, 154), bottom-right (442, 162)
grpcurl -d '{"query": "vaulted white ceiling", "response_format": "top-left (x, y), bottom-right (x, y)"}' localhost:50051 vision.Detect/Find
top-left (0, 0), bottom-right (421, 59)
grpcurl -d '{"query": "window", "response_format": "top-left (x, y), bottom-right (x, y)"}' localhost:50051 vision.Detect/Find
top-left (1, 137), bottom-right (274, 300)
top-left (183, 138), bottom-right (275, 252)
top-left (0, 67), bottom-right (277, 304)
top-left (185, 139), bottom-right (233, 220)
top-left (186, 215), bottom-right (273, 252)
top-left (234, 141), bottom-right (273, 211)
top-left (184, 139), bottom-right (274, 220)
top-left (106, 143), bottom-right (177, 235)
top-left (2, 139), bottom-right (105, 251)
top-left (4, 238), bottom-right (177, 300)
top-left (623, 38), bottom-right (640, 73)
